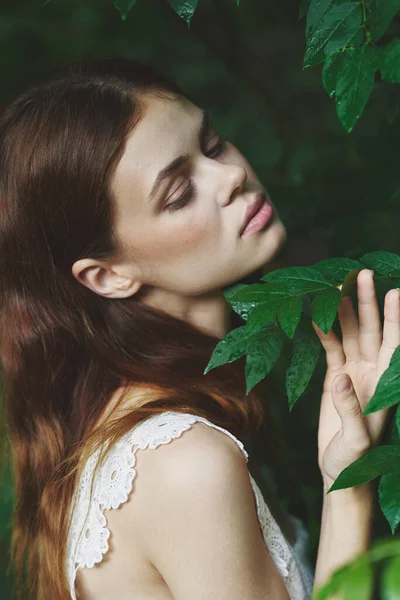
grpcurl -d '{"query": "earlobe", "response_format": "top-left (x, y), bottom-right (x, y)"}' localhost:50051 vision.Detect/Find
top-left (115, 278), bottom-right (143, 297)
top-left (71, 259), bottom-right (142, 298)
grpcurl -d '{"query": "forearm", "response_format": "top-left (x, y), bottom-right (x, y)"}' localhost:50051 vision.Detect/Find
top-left (312, 480), bottom-right (374, 597)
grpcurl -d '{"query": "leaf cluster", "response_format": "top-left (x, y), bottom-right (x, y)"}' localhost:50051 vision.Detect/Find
top-left (82, 0), bottom-right (400, 133)
top-left (203, 250), bottom-right (400, 595)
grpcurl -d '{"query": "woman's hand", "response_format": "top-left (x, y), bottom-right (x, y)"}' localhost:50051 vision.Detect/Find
top-left (312, 269), bottom-right (400, 487)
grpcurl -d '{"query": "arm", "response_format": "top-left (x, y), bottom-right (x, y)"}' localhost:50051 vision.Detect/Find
top-left (311, 273), bottom-right (400, 596)
top-left (313, 482), bottom-right (374, 594)
top-left (129, 421), bottom-right (291, 600)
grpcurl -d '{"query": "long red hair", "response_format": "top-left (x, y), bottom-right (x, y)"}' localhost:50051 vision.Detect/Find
top-left (0, 58), bottom-right (269, 599)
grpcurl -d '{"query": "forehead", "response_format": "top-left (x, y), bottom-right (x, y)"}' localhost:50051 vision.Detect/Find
top-left (112, 94), bottom-right (201, 203)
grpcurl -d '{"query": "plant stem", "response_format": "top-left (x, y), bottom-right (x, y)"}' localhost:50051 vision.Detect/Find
top-left (360, 0), bottom-right (372, 44)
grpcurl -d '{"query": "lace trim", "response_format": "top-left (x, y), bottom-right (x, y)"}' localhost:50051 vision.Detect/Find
top-left (66, 411), bottom-right (312, 600)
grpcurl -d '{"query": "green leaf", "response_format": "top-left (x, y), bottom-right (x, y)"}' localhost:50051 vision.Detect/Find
top-left (306, 0), bottom-right (348, 38)
top-left (244, 302), bottom-right (279, 337)
top-left (245, 325), bottom-right (284, 394)
top-left (314, 257), bottom-right (364, 283)
top-left (113, 0), bottom-right (138, 20)
top-left (379, 39), bottom-right (400, 83)
top-left (322, 50), bottom-right (349, 98)
top-left (286, 319), bottom-right (321, 409)
top-left (306, 0), bottom-right (332, 36)
top-left (316, 539), bottom-right (400, 599)
top-left (340, 267), bottom-right (363, 296)
top-left (303, 3), bottom-right (363, 69)
top-left (368, 0), bottom-right (400, 43)
top-left (382, 555), bottom-right (400, 600)
top-left (335, 45), bottom-right (377, 133)
top-left (379, 468), bottom-right (400, 534)
top-left (277, 296), bottom-right (303, 338)
top-left (224, 283), bottom-right (256, 321)
top-left (388, 407), bottom-right (400, 445)
top-left (342, 555), bottom-right (373, 600)
top-left (311, 287), bottom-right (341, 333)
top-left (328, 445), bottom-right (400, 492)
top-left (313, 564), bottom-right (348, 600)
top-left (262, 266), bottom-right (334, 294)
top-left (169, 0), bottom-right (198, 26)
top-left (361, 251), bottom-right (400, 277)
top-left (369, 538), bottom-right (400, 562)
top-left (397, 404), bottom-right (400, 437)
top-left (229, 283), bottom-right (290, 304)
top-left (363, 345), bottom-right (400, 414)
top-left (204, 325), bottom-right (247, 374)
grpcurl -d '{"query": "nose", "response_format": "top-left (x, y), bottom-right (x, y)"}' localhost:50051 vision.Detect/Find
top-left (224, 163), bottom-right (247, 204)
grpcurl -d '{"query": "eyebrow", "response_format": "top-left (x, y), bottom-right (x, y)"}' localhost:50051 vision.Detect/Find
top-left (148, 109), bottom-right (212, 202)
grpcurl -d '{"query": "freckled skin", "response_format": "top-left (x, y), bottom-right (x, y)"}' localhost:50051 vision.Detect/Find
top-left (72, 92), bottom-right (287, 339)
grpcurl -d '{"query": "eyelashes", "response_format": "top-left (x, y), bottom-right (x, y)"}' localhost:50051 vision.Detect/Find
top-left (165, 136), bottom-right (228, 212)
top-left (166, 180), bottom-right (197, 212)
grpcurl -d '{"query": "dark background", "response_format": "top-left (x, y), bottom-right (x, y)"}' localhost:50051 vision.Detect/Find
top-left (0, 0), bottom-right (399, 595)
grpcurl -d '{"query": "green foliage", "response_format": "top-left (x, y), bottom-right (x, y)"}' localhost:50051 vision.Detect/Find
top-left (286, 318), bottom-right (321, 409)
top-left (363, 345), bottom-right (400, 414)
top-left (361, 251), bottom-right (400, 276)
top-left (341, 556), bottom-right (373, 600)
top-left (277, 296), bottom-right (303, 339)
top-left (203, 325), bottom-right (248, 372)
top-left (83, 0), bottom-right (400, 132)
top-left (207, 253), bottom-right (400, 410)
top-left (169, 0), bottom-right (199, 26)
top-left (311, 286), bottom-right (341, 333)
top-left (61, 0), bottom-right (400, 134)
top-left (382, 553), bottom-right (400, 600)
top-left (313, 257), bottom-right (364, 282)
top-left (397, 405), bottom-right (400, 436)
top-left (304, 3), bottom-right (363, 69)
top-left (314, 538), bottom-right (400, 599)
top-left (303, 0), bottom-right (400, 131)
top-left (245, 323), bottom-right (284, 393)
top-left (113, 0), bottom-right (138, 21)
top-left (379, 468), bottom-right (400, 534)
top-left (368, 0), bottom-right (400, 42)
top-left (327, 445), bottom-right (400, 491)
top-left (206, 252), bottom-right (400, 555)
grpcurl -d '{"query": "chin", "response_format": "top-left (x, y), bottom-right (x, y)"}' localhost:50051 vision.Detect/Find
top-left (249, 219), bottom-right (288, 276)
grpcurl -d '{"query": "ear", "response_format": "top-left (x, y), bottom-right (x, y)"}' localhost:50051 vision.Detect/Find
top-left (71, 258), bottom-right (143, 298)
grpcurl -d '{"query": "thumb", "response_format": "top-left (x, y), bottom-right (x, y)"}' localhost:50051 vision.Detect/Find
top-left (332, 374), bottom-right (370, 448)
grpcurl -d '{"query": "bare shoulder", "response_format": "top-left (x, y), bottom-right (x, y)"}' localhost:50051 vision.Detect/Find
top-left (120, 419), bottom-right (251, 539)
top-left (118, 420), bottom-right (290, 599)
top-left (133, 420), bottom-right (249, 496)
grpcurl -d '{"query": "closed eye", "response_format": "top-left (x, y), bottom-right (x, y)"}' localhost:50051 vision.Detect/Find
top-left (165, 136), bottom-right (228, 212)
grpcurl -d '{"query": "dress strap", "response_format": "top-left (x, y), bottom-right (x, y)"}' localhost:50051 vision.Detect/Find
top-left (128, 410), bottom-right (249, 458)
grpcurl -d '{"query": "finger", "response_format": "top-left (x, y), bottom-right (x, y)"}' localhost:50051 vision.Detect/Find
top-left (337, 295), bottom-right (360, 362)
top-left (357, 269), bottom-right (382, 363)
top-left (377, 288), bottom-right (400, 379)
top-left (332, 374), bottom-right (371, 451)
top-left (312, 321), bottom-right (345, 369)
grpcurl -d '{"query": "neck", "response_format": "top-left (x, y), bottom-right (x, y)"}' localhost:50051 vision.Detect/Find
top-left (140, 287), bottom-right (232, 340)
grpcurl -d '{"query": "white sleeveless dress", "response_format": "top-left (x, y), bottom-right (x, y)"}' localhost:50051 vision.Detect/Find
top-left (66, 411), bottom-right (314, 599)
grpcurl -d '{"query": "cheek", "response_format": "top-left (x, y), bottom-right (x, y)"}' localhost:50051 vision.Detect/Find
top-left (176, 213), bottom-right (215, 252)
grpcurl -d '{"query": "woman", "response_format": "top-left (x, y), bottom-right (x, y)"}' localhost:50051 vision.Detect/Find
top-left (0, 57), bottom-right (398, 600)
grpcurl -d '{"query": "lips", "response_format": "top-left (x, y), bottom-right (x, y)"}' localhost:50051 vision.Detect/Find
top-left (240, 192), bottom-right (266, 236)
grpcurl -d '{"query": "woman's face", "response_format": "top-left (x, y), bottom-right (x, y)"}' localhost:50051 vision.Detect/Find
top-left (109, 92), bottom-right (287, 297)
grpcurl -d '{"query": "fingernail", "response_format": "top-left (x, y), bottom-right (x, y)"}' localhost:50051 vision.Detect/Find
top-left (335, 374), bottom-right (352, 393)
